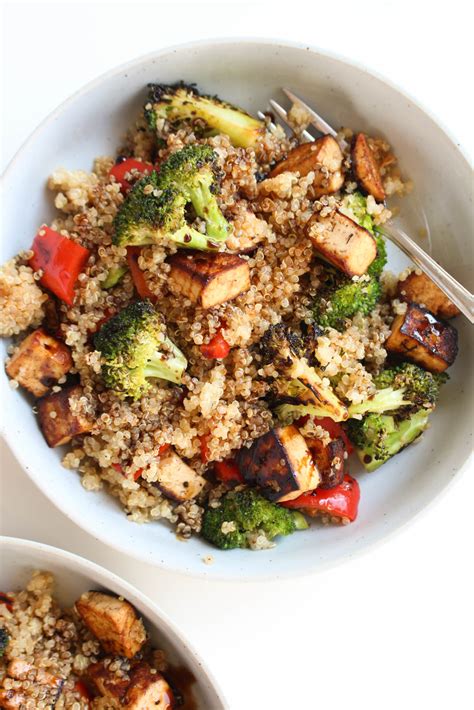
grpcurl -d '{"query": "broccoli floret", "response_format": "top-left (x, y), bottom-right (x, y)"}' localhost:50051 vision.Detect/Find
top-left (373, 363), bottom-right (447, 411)
top-left (113, 145), bottom-right (229, 249)
top-left (341, 191), bottom-right (387, 278)
top-left (367, 232), bottom-right (387, 278)
top-left (341, 191), bottom-right (375, 233)
top-left (346, 410), bottom-right (430, 472)
top-left (313, 270), bottom-right (382, 331)
top-left (201, 488), bottom-right (308, 550)
top-left (347, 363), bottom-right (447, 418)
top-left (94, 300), bottom-right (187, 399)
top-left (145, 83), bottom-right (265, 148)
top-left (158, 145), bottom-right (229, 241)
top-left (260, 324), bottom-right (348, 422)
top-left (0, 628), bottom-right (9, 656)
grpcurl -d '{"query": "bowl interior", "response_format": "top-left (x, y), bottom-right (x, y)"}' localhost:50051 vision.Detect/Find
top-left (0, 537), bottom-right (226, 708)
top-left (1, 39), bottom-right (472, 579)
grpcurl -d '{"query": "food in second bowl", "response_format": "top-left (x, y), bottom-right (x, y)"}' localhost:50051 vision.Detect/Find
top-left (0, 571), bottom-right (190, 708)
top-left (1, 83), bottom-right (460, 550)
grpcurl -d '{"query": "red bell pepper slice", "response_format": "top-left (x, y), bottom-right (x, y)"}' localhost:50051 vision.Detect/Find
top-left (281, 474), bottom-right (360, 522)
top-left (200, 330), bottom-right (231, 359)
top-left (0, 592), bottom-right (13, 612)
top-left (30, 226), bottom-right (90, 305)
top-left (109, 158), bottom-right (153, 192)
top-left (199, 434), bottom-right (211, 463)
top-left (74, 680), bottom-right (92, 700)
top-left (215, 460), bottom-right (244, 484)
top-left (126, 247), bottom-right (156, 301)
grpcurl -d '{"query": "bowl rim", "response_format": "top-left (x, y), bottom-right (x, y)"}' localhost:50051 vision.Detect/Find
top-left (1, 37), bottom-right (472, 581)
top-left (0, 535), bottom-right (228, 707)
top-left (2, 36), bottom-right (472, 182)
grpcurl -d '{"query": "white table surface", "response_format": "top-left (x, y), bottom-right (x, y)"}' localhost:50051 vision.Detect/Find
top-left (1, 2), bottom-right (473, 709)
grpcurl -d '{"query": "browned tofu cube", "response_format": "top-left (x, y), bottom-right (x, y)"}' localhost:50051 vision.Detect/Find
top-left (306, 436), bottom-right (345, 490)
top-left (307, 209), bottom-right (377, 277)
top-left (168, 252), bottom-right (250, 309)
top-left (269, 135), bottom-right (344, 196)
top-left (155, 450), bottom-right (206, 502)
top-left (352, 132), bottom-right (386, 202)
top-left (397, 271), bottom-right (460, 319)
top-left (87, 661), bottom-right (174, 710)
top-left (5, 329), bottom-right (72, 397)
top-left (236, 425), bottom-right (320, 503)
top-left (37, 385), bottom-right (94, 447)
top-left (385, 303), bottom-right (458, 373)
top-left (75, 591), bottom-right (147, 659)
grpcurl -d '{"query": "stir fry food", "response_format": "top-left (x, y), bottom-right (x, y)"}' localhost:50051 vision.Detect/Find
top-left (0, 572), bottom-right (187, 708)
top-left (1, 83), bottom-right (460, 550)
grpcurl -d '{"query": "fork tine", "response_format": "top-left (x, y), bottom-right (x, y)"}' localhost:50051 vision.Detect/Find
top-left (268, 99), bottom-right (314, 142)
top-left (282, 88), bottom-right (348, 150)
top-left (257, 110), bottom-right (277, 132)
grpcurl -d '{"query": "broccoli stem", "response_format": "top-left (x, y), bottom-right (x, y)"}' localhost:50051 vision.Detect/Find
top-left (171, 225), bottom-right (220, 251)
top-left (292, 511), bottom-right (309, 530)
top-left (144, 338), bottom-right (188, 385)
top-left (187, 183), bottom-right (229, 241)
top-left (102, 265), bottom-right (128, 289)
top-left (275, 402), bottom-right (347, 424)
top-left (383, 410), bottom-right (430, 457)
top-left (347, 387), bottom-right (411, 417)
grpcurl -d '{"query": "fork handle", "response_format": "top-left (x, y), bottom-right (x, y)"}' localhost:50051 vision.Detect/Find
top-left (381, 224), bottom-right (474, 323)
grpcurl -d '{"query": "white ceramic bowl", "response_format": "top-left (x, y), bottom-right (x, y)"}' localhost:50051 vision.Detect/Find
top-left (0, 536), bottom-right (226, 707)
top-left (1, 39), bottom-right (472, 580)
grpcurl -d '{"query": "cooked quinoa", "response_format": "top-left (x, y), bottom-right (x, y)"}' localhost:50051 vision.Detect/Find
top-left (0, 259), bottom-right (47, 337)
top-left (0, 572), bottom-right (181, 709)
top-left (2, 82), bottom-right (458, 549)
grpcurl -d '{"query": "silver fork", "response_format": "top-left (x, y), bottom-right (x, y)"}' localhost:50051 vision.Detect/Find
top-left (259, 90), bottom-right (474, 323)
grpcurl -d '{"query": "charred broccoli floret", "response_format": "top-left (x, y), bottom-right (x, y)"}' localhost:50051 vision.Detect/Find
top-left (313, 270), bottom-right (382, 331)
top-left (260, 323), bottom-right (348, 422)
top-left (145, 83), bottom-right (265, 148)
top-left (113, 145), bottom-right (229, 249)
top-left (94, 300), bottom-right (187, 399)
top-left (347, 363), bottom-right (447, 418)
top-left (0, 628), bottom-right (9, 656)
top-left (346, 410), bottom-right (430, 472)
top-left (373, 363), bottom-right (447, 411)
top-left (341, 191), bottom-right (387, 278)
top-left (201, 488), bottom-right (308, 550)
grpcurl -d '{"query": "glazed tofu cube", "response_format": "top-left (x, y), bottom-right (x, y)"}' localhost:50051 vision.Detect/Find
top-left (236, 425), bottom-right (320, 503)
top-left (306, 437), bottom-right (345, 490)
top-left (168, 251), bottom-right (250, 309)
top-left (5, 329), bottom-right (72, 397)
top-left (87, 661), bottom-right (174, 710)
top-left (307, 209), bottom-right (377, 277)
top-left (155, 450), bottom-right (206, 502)
top-left (385, 303), bottom-right (458, 373)
top-left (76, 591), bottom-right (147, 658)
top-left (37, 385), bottom-right (94, 447)
top-left (0, 659), bottom-right (64, 709)
top-left (397, 271), bottom-right (460, 319)
top-left (123, 664), bottom-right (175, 710)
top-left (270, 135), bottom-right (344, 196)
top-left (351, 132), bottom-right (386, 202)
